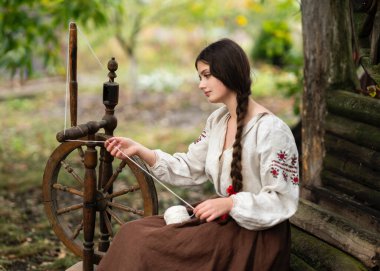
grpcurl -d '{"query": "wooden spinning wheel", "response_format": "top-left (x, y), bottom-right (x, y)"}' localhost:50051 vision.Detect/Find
top-left (42, 23), bottom-right (158, 270)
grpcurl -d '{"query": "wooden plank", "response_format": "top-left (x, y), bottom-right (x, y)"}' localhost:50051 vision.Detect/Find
top-left (326, 90), bottom-right (380, 127)
top-left (290, 199), bottom-right (379, 268)
top-left (325, 113), bottom-right (380, 151)
top-left (291, 226), bottom-right (368, 271)
top-left (312, 186), bottom-right (380, 233)
top-left (325, 133), bottom-right (380, 171)
top-left (323, 153), bottom-right (380, 192)
top-left (321, 169), bottom-right (380, 209)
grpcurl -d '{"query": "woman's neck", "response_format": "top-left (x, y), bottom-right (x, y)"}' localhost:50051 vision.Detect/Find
top-left (225, 97), bottom-right (255, 123)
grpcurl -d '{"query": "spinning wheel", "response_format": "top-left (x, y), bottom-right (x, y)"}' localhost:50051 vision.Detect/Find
top-left (42, 137), bottom-right (158, 264)
top-left (42, 23), bottom-right (158, 270)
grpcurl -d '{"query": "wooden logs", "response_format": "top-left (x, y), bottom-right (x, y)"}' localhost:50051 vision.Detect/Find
top-left (290, 253), bottom-right (316, 271)
top-left (321, 169), bottom-right (380, 209)
top-left (323, 154), bottom-right (380, 192)
top-left (291, 226), bottom-right (368, 271)
top-left (290, 199), bottom-right (379, 268)
top-left (325, 133), bottom-right (380, 171)
top-left (312, 186), bottom-right (380, 233)
top-left (326, 90), bottom-right (380, 126)
top-left (325, 113), bottom-right (380, 151)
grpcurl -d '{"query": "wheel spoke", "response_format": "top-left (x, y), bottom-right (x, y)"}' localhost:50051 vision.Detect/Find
top-left (107, 201), bottom-right (144, 216)
top-left (103, 160), bottom-right (128, 192)
top-left (53, 183), bottom-right (83, 197)
top-left (61, 160), bottom-right (84, 185)
top-left (71, 220), bottom-right (83, 240)
top-left (102, 211), bottom-right (113, 237)
top-left (106, 207), bottom-right (123, 225)
top-left (105, 185), bottom-right (140, 200)
top-left (57, 203), bottom-right (83, 215)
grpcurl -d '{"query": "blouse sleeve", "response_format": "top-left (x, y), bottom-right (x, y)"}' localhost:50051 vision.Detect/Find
top-left (144, 115), bottom-right (213, 186)
top-left (229, 122), bottom-right (300, 230)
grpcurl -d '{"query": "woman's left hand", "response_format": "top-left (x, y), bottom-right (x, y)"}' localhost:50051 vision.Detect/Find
top-left (193, 198), bottom-right (233, 222)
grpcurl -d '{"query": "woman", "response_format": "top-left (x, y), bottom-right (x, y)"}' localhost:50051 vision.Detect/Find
top-left (98, 38), bottom-right (299, 271)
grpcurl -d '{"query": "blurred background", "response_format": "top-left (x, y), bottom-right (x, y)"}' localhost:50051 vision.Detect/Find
top-left (0, 0), bottom-right (302, 270)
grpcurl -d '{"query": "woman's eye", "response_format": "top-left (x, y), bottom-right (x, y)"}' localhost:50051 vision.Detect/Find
top-left (204, 74), bottom-right (211, 78)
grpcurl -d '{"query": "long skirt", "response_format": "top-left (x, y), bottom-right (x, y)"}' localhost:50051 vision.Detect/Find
top-left (97, 215), bottom-right (291, 271)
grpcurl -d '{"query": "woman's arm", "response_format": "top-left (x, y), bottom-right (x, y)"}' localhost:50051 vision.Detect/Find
top-left (104, 109), bottom-right (221, 186)
top-left (229, 124), bottom-right (300, 230)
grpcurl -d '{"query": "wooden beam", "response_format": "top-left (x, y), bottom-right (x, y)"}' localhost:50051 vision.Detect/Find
top-left (301, 0), bottom-right (359, 197)
top-left (290, 199), bottom-right (379, 268)
top-left (312, 186), bottom-right (380, 233)
top-left (291, 226), bottom-right (369, 271)
top-left (321, 169), bottom-right (380, 209)
top-left (326, 90), bottom-right (380, 127)
top-left (325, 133), bottom-right (380, 171)
top-left (325, 113), bottom-right (380, 151)
top-left (323, 154), bottom-right (380, 192)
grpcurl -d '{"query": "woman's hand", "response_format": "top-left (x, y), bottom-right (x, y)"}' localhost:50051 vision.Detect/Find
top-left (193, 197), bottom-right (233, 222)
top-left (104, 137), bottom-right (142, 160)
top-left (104, 137), bottom-right (157, 166)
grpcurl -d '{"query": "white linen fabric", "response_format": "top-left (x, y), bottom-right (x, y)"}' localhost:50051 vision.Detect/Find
top-left (145, 106), bottom-right (299, 230)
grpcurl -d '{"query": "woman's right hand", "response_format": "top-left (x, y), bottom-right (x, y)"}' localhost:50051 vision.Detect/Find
top-left (104, 137), bottom-right (142, 160)
top-left (104, 137), bottom-right (157, 167)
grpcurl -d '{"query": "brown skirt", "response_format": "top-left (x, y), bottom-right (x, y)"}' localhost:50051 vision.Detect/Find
top-left (97, 216), bottom-right (290, 271)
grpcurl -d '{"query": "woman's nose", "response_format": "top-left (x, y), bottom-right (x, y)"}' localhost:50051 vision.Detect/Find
top-left (198, 79), bottom-right (206, 90)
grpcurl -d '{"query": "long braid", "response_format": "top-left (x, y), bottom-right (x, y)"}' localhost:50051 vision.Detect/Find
top-left (230, 94), bottom-right (250, 192)
top-left (194, 38), bottom-right (252, 193)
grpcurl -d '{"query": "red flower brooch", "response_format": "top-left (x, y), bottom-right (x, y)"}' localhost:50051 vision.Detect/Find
top-left (220, 185), bottom-right (236, 221)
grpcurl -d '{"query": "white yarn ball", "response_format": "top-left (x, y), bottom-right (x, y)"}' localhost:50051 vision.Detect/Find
top-left (164, 205), bottom-right (191, 225)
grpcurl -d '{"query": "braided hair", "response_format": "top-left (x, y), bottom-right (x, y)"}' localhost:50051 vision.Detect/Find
top-left (195, 38), bottom-right (252, 192)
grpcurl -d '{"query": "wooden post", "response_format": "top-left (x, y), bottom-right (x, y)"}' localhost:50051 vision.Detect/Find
top-left (98, 58), bottom-right (119, 252)
top-left (69, 22), bottom-right (78, 127)
top-left (301, 0), bottom-right (359, 199)
top-left (83, 137), bottom-right (97, 271)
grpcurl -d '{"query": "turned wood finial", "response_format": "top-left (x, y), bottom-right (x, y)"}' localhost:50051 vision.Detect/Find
top-left (107, 57), bottom-right (118, 82)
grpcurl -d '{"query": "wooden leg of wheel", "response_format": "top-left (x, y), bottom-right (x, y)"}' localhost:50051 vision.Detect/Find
top-left (83, 143), bottom-right (97, 271)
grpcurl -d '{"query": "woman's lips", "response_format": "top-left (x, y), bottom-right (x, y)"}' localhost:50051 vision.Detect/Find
top-left (204, 91), bottom-right (211, 97)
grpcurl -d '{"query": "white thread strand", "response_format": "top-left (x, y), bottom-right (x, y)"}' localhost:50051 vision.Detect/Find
top-left (77, 26), bottom-right (105, 70)
top-left (65, 139), bottom-right (195, 210)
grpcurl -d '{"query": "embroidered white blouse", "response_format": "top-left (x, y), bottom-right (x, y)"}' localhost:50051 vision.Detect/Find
top-left (146, 106), bottom-right (299, 230)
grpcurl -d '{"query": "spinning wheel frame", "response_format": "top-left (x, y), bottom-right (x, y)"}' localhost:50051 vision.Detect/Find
top-left (42, 23), bottom-right (159, 270)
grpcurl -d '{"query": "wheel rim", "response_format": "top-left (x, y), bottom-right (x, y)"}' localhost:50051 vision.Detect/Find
top-left (42, 137), bottom-right (158, 263)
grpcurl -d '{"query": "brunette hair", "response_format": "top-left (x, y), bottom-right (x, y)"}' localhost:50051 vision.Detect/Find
top-left (195, 38), bottom-right (252, 192)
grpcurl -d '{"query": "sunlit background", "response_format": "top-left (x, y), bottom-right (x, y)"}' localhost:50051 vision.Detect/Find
top-left (0, 1), bottom-right (302, 270)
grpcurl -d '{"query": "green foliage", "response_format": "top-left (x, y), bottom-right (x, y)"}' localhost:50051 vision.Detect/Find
top-left (251, 20), bottom-right (292, 67)
top-left (0, 0), bottom-right (115, 79)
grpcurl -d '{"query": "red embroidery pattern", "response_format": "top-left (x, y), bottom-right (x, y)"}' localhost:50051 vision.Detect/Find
top-left (277, 150), bottom-right (288, 161)
top-left (291, 174), bottom-right (299, 185)
top-left (270, 167), bottom-right (279, 178)
top-left (282, 171), bottom-right (288, 182)
top-left (291, 154), bottom-right (297, 166)
top-left (270, 150), bottom-right (299, 185)
top-left (194, 130), bottom-right (207, 144)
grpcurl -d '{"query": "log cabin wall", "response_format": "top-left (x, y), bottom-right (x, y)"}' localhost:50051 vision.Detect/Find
top-left (291, 1), bottom-right (379, 270)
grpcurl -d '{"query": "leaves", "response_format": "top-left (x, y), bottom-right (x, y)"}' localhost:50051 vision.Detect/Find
top-left (0, 0), bottom-right (115, 80)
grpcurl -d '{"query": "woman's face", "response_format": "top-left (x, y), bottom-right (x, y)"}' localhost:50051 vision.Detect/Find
top-left (196, 61), bottom-right (234, 104)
